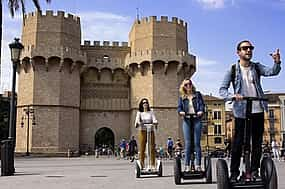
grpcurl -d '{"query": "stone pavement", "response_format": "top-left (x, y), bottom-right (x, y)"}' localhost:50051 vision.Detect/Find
top-left (1, 156), bottom-right (285, 189)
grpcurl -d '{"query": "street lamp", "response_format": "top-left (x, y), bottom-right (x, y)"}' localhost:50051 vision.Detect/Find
top-left (21, 107), bottom-right (36, 156)
top-left (1, 38), bottom-right (23, 176)
top-left (8, 38), bottom-right (24, 141)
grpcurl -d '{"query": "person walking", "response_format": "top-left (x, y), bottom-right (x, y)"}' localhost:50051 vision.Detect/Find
top-left (167, 136), bottom-right (174, 159)
top-left (272, 139), bottom-right (280, 161)
top-left (128, 136), bottom-right (138, 162)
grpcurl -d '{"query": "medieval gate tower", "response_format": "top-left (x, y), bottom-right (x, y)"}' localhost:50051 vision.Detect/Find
top-left (15, 11), bottom-right (196, 155)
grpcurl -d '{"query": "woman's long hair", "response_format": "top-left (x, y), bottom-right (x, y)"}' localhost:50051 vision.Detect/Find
top-left (138, 98), bottom-right (151, 112)
top-left (179, 78), bottom-right (196, 97)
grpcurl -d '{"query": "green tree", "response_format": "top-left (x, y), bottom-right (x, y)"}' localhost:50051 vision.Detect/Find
top-left (0, 0), bottom-right (51, 84)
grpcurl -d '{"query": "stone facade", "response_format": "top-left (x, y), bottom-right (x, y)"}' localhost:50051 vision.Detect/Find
top-left (15, 11), bottom-right (196, 154)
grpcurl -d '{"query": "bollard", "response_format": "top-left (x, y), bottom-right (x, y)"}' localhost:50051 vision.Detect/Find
top-left (1, 139), bottom-right (14, 176)
top-left (67, 148), bottom-right (71, 159)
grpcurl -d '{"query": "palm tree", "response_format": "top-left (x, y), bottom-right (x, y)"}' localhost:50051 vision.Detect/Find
top-left (0, 0), bottom-right (51, 88)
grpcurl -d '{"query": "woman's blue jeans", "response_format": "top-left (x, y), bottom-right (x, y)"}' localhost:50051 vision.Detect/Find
top-left (182, 117), bottom-right (202, 166)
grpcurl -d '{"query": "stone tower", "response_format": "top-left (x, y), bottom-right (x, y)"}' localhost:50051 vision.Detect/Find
top-left (125, 16), bottom-right (196, 144)
top-left (16, 11), bottom-right (86, 154)
top-left (15, 11), bottom-right (197, 155)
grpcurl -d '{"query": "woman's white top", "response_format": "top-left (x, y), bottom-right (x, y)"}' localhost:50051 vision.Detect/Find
top-left (188, 96), bottom-right (195, 114)
top-left (135, 111), bottom-right (158, 130)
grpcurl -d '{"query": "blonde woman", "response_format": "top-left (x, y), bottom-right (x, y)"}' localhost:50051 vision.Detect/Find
top-left (178, 79), bottom-right (205, 172)
top-left (135, 98), bottom-right (158, 168)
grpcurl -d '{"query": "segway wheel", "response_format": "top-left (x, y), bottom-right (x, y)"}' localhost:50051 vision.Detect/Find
top-left (158, 161), bottom-right (163, 177)
top-left (205, 156), bottom-right (212, 183)
top-left (174, 156), bottom-right (182, 185)
top-left (216, 159), bottom-right (230, 189)
top-left (135, 161), bottom-right (141, 178)
top-left (261, 158), bottom-right (277, 189)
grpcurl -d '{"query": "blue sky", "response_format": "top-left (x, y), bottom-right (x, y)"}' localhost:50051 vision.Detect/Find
top-left (1, 0), bottom-right (284, 96)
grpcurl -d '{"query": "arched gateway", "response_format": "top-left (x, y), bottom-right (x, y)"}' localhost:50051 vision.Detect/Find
top-left (95, 127), bottom-right (115, 149)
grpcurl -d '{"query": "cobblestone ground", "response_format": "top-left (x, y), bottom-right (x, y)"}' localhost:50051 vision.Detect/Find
top-left (0, 156), bottom-right (285, 189)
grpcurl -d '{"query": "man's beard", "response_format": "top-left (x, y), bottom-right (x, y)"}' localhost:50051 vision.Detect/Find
top-left (243, 55), bottom-right (252, 61)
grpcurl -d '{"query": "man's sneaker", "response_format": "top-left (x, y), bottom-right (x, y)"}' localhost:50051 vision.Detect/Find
top-left (251, 171), bottom-right (260, 180)
top-left (184, 165), bottom-right (190, 172)
top-left (191, 164), bottom-right (195, 172)
top-left (230, 172), bottom-right (239, 183)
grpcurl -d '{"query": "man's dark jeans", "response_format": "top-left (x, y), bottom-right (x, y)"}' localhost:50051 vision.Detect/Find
top-left (230, 113), bottom-right (264, 175)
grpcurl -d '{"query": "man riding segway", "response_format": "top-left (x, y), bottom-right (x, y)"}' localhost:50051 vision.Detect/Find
top-left (217, 40), bottom-right (281, 189)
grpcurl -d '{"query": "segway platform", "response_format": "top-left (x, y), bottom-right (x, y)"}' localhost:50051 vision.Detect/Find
top-left (182, 170), bottom-right (206, 179)
top-left (135, 159), bottom-right (162, 178)
top-left (231, 180), bottom-right (264, 189)
top-left (174, 155), bottom-right (212, 184)
top-left (135, 123), bottom-right (162, 178)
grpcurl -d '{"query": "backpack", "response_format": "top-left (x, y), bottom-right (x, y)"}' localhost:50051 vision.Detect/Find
top-left (231, 63), bottom-right (261, 89)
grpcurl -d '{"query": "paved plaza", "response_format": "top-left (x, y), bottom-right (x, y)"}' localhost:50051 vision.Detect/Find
top-left (1, 156), bottom-right (285, 189)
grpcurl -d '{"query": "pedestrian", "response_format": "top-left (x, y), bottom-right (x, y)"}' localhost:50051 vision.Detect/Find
top-left (225, 138), bottom-right (232, 159)
top-left (128, 136), bottom-right (138, 162)
top-left (174, 138), bottom-right (183, 153)
top-left (120, 139), bottom-right (127, 159)
top-left (272, 139), bottom-right (280, 161)
top-left (219, 40), bottom-right (281, 182)
top-left (167, 136), bottom-right (174, 159)
top-left (135, 98), bottom-right (158, 169)
top-left (178, 78), bottom-right (205, 172)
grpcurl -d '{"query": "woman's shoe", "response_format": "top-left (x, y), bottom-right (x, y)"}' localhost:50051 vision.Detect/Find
top-left (184, 165), bottom-right (190, 172)
top-left (196, 165), bottom-right (202, 172)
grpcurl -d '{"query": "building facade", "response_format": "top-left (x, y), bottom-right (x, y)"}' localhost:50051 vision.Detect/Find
top-left (201, 95), bottom-right (226, 151)
top-left (15, 11), bottom-right (196, 155)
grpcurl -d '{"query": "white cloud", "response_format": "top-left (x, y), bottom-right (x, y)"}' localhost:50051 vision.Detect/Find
top-left (196, 0), bottom-right (236, 9)
top-left (79, 11), bottom-right (132, 42)
top-left (197, 57), bottom-right (218, 66)
top-left (191, 56), bottom-right (226, 96)
top-left (196, 0), bottom-right (226, 9)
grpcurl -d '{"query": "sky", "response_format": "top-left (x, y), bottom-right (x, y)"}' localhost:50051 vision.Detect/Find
top-left (1, 0), bottom-right (285, 96)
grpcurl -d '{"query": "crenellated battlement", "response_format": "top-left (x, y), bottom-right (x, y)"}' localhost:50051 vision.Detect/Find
top-left (136, 16), bottom-right (187, 27)
top-left (125, 49), bottom-right (196, 75)
top-left (24, 10), bottom-right (80, 24)
top-left (82, 40), bottom-right (129, 47)
top-left (127, 49), bottom-right (189, 58)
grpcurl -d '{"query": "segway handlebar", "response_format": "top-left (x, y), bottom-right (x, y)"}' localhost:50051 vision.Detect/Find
top-left (231, 96), bottom-right (268, 102)
top-left (143, 123), bottom-right (157, 132)
top-left (184, 113), bottom-right (198, 118)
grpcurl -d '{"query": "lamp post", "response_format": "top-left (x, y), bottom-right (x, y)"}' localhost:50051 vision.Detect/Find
top-left (21, 107), bottom-right (35, 156)
top-left (8, 38), bottom-right (23, 142)
top-left (1, 38), bottom-right (23, 176)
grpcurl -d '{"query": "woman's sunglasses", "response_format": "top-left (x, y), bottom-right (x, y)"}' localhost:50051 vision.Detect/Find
top-left (184, 83), bottom-right (191, 87)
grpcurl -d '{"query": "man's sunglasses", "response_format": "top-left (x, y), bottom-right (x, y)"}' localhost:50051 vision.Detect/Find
top-left (239, 46), bottom-right (254, 51)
